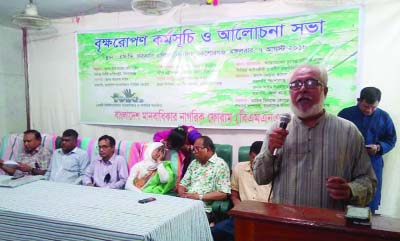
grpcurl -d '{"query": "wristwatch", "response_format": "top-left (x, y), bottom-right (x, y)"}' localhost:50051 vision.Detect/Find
top-left (199, 194), bottom-right (203, 201)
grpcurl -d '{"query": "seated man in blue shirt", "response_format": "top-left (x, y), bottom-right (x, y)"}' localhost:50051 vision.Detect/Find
top-left (45, 129), bottom-right (90, 184)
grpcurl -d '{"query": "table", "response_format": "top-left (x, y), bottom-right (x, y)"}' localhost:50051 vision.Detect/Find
top-left (0, 179), bottom-right (212, 241)
top-left (229, 201), bottom-right (400, 241)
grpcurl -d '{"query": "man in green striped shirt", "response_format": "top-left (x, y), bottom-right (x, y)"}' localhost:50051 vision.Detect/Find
top-left (253, 64), bottom-right (377, 210)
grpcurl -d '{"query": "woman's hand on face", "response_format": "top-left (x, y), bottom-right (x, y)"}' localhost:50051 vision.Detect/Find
top-left (156, 147), bottom-right (165, 162)
top-left (157, 153), bottom-right (164, 162)
top-left (152, 146), bottom-right (166, 163)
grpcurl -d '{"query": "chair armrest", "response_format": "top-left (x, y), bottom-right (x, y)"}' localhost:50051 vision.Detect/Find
top-left (212, 200), bottom-right (232, 214)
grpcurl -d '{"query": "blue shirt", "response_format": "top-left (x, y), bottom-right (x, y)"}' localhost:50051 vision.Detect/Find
top-left (339, 106), bottom-right (396, 151)
top-left (45, 147), bottom-right (90, 184)
top-left (338, 105), bottom-right (397, 210)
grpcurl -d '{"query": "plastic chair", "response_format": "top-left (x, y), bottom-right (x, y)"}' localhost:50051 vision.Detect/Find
top-left (238, 146), bottom-right (250, 162)
top-left (211, 144), bottom-right (233, 221)
top-left (214, 144), bottom-right (233, 170)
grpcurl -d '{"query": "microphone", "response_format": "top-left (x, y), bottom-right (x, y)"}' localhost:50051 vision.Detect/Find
top-left (273, 113), bottom-right (291, 156)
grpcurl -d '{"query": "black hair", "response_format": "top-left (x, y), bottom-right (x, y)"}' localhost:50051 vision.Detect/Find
top-left (24, 129), bottom-right (42, 141)
top-left (98, 135), bottom-right (116, 147)
top-left (167, 126), bottom-right (187, 150)
top-left (359, 87), bottom-right (381, 104)
top-left (200, 136), bottom-right (215, 152)
top-left (250, 141), bottom-right (263, 155)
top-left (62, 129), bottom-right (78, 140)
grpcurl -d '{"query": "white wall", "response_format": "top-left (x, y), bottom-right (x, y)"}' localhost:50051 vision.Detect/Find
top-left (0, 26), bottom-right (26, 138)
top-left (359, 0), bottom-right (400, 218)
top-left (26, 0), bottom-right (400, 217)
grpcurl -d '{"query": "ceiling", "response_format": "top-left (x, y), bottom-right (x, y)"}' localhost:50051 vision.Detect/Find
top-left (0, 0), bottom-right (262, 29)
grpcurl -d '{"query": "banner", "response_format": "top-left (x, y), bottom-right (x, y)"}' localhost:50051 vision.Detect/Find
top-left (77, 7), bottom-right (360, 129)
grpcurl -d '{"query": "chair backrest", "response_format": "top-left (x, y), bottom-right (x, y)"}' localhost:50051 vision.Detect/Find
top-left (76, 137), bottom-right (147, 170)
top-left (215, 144), bottom-right (233, 170)
top-left (238, 146), bottom-right (250, 162)
top-left (188, 143), bottom-right (233, 170)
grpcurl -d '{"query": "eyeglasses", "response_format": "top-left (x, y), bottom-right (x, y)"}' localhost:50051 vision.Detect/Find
top-left (193, 146), bottom-right (206, 152)
top-left (289, 79), bottom-right (322, 90)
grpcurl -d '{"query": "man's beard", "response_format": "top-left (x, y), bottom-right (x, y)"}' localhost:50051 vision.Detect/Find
top-left (290, 92), bottom-right (325, 119)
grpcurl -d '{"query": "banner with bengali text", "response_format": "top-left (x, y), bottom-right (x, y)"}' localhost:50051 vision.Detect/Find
top-left (77, 7), bottom-right (360, 129)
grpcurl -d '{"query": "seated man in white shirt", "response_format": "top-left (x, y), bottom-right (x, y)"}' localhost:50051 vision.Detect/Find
top-left (45, 129), bottom-right (89, 184)
top-left (231, 141), bottom-right (271, 205)
top-left (212, 141), bottom-right (271, 241)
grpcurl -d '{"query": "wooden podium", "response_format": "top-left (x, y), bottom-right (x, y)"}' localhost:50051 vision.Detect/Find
top-left (229, 201), bottom-right (400, 241)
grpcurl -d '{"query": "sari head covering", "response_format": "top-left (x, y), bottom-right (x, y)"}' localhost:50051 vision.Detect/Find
top-left (143, 142), bottom-right (164, 171)
top-left (131, 142), bottom-right (176, 194)
top-left (144, 142), bottom-right (164, 161)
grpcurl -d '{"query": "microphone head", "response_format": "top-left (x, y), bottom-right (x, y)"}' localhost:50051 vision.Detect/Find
top-left (279, 113), bottom-right (291, 129)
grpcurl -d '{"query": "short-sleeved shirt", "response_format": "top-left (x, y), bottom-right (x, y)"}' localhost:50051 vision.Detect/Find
top-left (180, 153), bottom-right (231, 212)
top-left (231, 161), bottom-right (271, 202)
top-left (17, 146), bottom-right (52, 170)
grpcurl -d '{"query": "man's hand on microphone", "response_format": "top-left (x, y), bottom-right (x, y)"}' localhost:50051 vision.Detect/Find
top-left (326, 176), bottom-right (351, 200)
top-left (268, 128), bottom-right (289, 154)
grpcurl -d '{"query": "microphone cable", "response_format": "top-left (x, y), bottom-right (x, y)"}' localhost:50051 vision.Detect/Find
top-left (268, 154), bottom-right (277, 202)
top-left (268, 113), bottom-right (290, 202)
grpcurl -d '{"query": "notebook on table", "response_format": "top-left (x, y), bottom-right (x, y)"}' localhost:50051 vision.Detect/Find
top-left (0, 175), bottom-right (44, 188)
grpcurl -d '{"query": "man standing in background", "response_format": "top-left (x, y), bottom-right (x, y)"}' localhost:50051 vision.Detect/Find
top-left (338, 87), bottom-right (397, 213)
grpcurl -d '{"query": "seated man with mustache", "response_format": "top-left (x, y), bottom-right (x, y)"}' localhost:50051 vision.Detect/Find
top-left (253, 64), bottom-right (377, 210)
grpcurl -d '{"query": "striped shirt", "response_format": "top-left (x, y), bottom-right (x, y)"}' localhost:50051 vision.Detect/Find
top-left (253, 112), bottom-right (377, 210)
